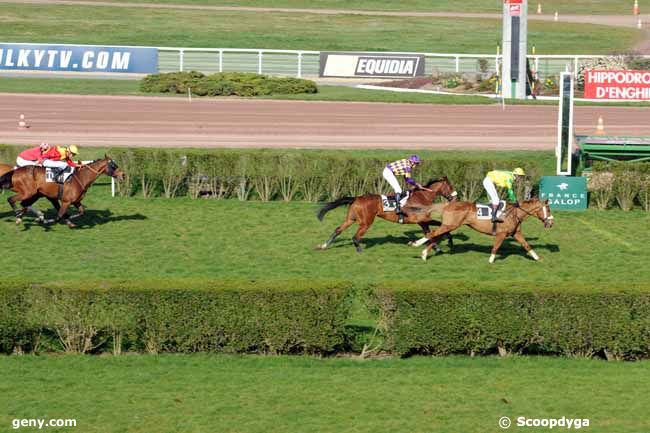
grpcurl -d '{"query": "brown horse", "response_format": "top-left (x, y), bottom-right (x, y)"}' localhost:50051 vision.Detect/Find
top-left (0, 156), bottom-right (124, 227)
top-left (316, 177), bottom-right (458, 253)
top-left (0, 162), bottom-right (62, 220)
top-left (413, 198), bottom-right (554, 263)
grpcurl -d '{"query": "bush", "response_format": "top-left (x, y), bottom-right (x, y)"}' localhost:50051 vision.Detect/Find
top-left (0, 281), bottom-right (354, 355)
top-left (590, 162), bottom-right (650, 210)
top-left (140, 72), bottom-right (317, 97)
top-left (108, 148), bottom-right (549, 202)
top-left (374, 285), bottom-right (650, 359)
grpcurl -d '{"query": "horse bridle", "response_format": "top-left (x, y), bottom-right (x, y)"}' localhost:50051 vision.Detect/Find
top-left (513, 203), bottom-right (554, 225)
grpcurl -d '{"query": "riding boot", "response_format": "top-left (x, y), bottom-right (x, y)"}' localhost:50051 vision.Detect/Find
top-left (395, 193), bottom-right (404, 224)
top-left (491, 204), bottom-right (503, 223)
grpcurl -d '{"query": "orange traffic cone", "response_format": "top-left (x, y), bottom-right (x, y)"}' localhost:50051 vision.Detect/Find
top-left (17, 114), bottom-right (29, 130)
top-left (634, 0), bottom-right (640, 15)
top-left (537, 3), bottom-right (542, 14)
top-left (595, 116), bottom-right (606, 135)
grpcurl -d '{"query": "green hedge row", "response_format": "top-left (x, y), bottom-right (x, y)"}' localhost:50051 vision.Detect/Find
top-left (0, 281), bottom-right (353, 355)
top-left (588, 162), bottom-right (650, 211)
top-left (140, 71), bottom-right (318, 96)
top-left (108, 148), bottom-right (547, 202)
top-left (374, 286), bottom-right (650, 359)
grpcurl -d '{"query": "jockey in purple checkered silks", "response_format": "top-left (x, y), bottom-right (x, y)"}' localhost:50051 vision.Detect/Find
top-left (382, 155), bottom-right (429, 223)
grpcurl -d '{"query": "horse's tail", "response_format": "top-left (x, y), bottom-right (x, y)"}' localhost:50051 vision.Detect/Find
top-left (317, 197), bottom-right (355, 221)
top-left (0, 170), bottom-right (13, 190)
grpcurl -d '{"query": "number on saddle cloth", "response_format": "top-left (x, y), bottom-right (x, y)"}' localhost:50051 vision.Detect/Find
top-left (476, 200), bottom-right (507, 220)
top-left (45, 167), bottom-right (75, 184)
top-left (381, 191), bottom-right (410, 212)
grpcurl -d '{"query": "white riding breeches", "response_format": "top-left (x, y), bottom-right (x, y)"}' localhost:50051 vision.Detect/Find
top-left (43, 160), bottom-right (68, 170)
top-left (383, 167), bottom-right (402, 194)
top-left (16, 157), bottom-right (38, 167)
top-left (483, 177), bottom-right (500, 206)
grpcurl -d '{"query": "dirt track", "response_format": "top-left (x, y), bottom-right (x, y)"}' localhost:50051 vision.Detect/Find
top-left (1, 93), bottom-right (650, 150)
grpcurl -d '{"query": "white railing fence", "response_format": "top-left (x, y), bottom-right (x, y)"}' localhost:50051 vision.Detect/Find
top-left (159, 47), bottom-right (650, 82)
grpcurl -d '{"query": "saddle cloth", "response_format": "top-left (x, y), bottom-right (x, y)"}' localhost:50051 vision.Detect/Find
top-left (476, 200), bottom-right (507, 220)
top-left (381, 191), bottom-right (410, 212)
top-left (45, 167), bottom-right (75, 184)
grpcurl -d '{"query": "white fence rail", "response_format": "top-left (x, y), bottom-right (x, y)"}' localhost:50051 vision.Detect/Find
top-left (159, 47), bottom-right (650, 81)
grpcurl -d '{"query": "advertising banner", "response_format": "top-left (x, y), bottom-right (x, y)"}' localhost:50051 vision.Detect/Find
top-left (320, 52), bottom-right (425, 78)
top-left (0, 43), bottom-right (158, 73)
top-left (539, 176), bottom-right (588, 211)
top-left (584, 69), bottom-right (650, 100)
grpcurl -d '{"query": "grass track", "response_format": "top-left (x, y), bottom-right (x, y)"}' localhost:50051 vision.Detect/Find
top-left (0, 4), bottom-right (639, 54)
top-left (60, 0), bottom-right (639, 15)
top-left (0, 182), bottom-right (648, 288)
top-left (1, 355), bottom-right (649, 433)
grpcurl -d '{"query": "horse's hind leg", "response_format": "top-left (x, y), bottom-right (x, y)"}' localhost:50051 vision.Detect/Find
top-left (352, 224), bottom-right (371, 253)
top-left (7, 194), bottom-right (30, 224)
top-left (317, 210), bottom-right (356, 250)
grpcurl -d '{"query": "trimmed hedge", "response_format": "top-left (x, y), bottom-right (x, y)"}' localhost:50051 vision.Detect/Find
top-left (374, 286), bottom-right (650, 359)
top-left (589, 162), bottom-right (650, 211)
top-left (109, 148), bottom-right (549, 202)
top-left (140, 71), bottom-right (318, 96)
top-left (0, 280), bottom-right (353, 355)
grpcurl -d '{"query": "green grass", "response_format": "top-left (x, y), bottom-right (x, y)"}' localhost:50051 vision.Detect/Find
top-left (75, 0), bottom-right (638, 15)
top-left (0, 4), bottom-right (640, 54)
top-left (1, 354), bottom-right (649, 433)
top-left (5, 77), bottom-right (650, 107)
top-left (0, 178), bottom-right (647, 288)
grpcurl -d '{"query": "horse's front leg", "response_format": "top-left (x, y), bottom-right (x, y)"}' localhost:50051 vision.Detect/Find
top-left (513, 231), bottom-right (540, 261)
top-left (489, 233), bottom-right (507, 264)
top-left (68, 201), bottom-right (85, 220)
top-left (413, 222), bottom-right (442, 254)
top-left (56, 201), bottom-right (76, 228)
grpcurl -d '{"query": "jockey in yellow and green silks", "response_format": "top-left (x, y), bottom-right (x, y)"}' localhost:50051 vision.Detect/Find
top-left (483, 168), bottom-right (526, 222)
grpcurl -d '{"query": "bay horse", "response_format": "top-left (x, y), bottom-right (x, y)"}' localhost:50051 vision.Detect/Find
top-left (0, 162), bottom-right (62, 221)
top-left (412, 198), bottom-right (554, 263)
top-left (316, 177), bottom-right (458, 253)
top-left (0, 156), bottom-right (124, 227)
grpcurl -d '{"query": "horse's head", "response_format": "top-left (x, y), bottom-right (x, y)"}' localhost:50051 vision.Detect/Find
top-left (522, 198), bottom-right (554, 228)
top-left (102, 155), bottom-right (125, 181)
top-left (424, 176), bottom-right (458, 202)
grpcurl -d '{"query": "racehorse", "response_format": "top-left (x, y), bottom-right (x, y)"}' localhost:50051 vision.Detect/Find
top-left (316, 177), bottom-right (458, 253)
top-left (0, 156), bottom-right (124, 227)
top-left (412, 198), bottom-right (554, 263)
top-left (0, 162), bottom-right (62, 221)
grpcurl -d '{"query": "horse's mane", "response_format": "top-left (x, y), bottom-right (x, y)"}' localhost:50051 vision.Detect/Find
top-left (424, 176), bottom-right (448, 188)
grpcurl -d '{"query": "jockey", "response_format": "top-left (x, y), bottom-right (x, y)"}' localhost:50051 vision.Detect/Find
top-left (42, 145), bottom-right (80, 177)
top-left (15, 142), bottom-right (50, 167)
top-left (383, 155), bottom-right (427, 222)
top-left (483, 167), bottom-right (526, 222)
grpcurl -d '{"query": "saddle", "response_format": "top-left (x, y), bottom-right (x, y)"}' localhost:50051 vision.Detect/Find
top-left (45, 167), bottom-right (75, 184)
top-left (381, 191), bottom-right (410, 212)
top-left (475, 200), bottom-right (507, 220)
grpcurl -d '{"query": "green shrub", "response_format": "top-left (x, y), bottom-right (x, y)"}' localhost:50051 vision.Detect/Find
top-left (0, 281), bottom-right (353, 355)
top-left (374, 285), bottom-right (650, 359)
top-left (108, 148), bottom-right (550, 202)
top-left (140, 72), bottom-right (317, 97)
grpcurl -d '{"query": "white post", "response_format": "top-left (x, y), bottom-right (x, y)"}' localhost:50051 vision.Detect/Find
top-left (574, 56), bottom-right (579, 77)
top-left (179, 49), bottom-right (184, 72)
top-left (219, 50), bottom-right (223, 72)
top-left (297, 52), bottom-right (302, 78)
top-left (111, 177), bottom-right (115, 197)
top-left (455, 56), bottom-right (460, 73)
top-left (258, 51), bottom-right (263, 74)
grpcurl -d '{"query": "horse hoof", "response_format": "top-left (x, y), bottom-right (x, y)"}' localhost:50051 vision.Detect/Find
top-left (355, 247), bottom-right (363, 254)
top-left (421, 250), bottom-right (428, 261)
top-left (67, 222), bottom-right (77, 229)
top-left (15, 218), bottom-right (22, 225)
top-left (408, 241), bottom-right (416, 247)
top-left (315, 244), bottom-right (327, 251)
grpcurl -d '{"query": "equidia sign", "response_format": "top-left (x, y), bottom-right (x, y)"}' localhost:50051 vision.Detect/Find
top-left (0, 43), bottom-right (158, 73)
top-left (320, 52), bottom-right (425, 78)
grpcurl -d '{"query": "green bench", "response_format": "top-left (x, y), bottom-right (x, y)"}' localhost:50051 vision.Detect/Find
top-left (575, 135), bottom-right (650, 173)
